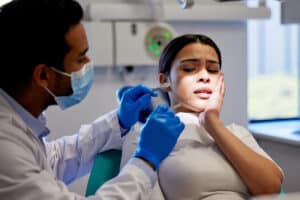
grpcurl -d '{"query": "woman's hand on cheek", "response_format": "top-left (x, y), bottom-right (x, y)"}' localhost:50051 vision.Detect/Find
top-left (199, 73), bottom-right (225, 132)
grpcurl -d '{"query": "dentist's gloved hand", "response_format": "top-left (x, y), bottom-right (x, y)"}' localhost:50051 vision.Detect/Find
top-left (133, 104), bottom-right (185, 170)
top-left (117, 84), bottom-right (157, 129)
top-left (116, 85), bottom-right (153, 124)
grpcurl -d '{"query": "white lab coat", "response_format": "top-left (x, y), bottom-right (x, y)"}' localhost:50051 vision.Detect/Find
top-left (0, 93), bottom-right (156, 200)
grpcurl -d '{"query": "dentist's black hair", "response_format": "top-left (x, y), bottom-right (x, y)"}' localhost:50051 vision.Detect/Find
top-left (0, 0), bottom-right (83, 93)
top-left (159, 34), bottom-right (222, 75)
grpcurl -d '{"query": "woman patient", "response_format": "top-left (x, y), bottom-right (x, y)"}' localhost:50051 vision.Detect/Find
top-left (120, 34), bottom-right (283, 200)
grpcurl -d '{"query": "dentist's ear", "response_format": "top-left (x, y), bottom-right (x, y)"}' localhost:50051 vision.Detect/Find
top-left (159, 73), bottom-right (171, 92)
top-left (33, 64), bottom-right (52, 88)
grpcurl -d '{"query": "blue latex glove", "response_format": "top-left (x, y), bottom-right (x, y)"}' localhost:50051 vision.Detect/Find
top-left (117, 84), bottom-right (156, 129)
top-left (133, 104), bottom-right (185, 170)
top-left (116, 85), bottom-right (152, 123)
top-left (116, 86), bottom-right (132, 102)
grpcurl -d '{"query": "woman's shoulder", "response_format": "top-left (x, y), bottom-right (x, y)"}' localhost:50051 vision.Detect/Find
top-left (226, 123), bottom-right (253, 139)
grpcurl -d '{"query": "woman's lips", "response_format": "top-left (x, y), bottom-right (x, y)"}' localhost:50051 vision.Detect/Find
top-left (195, 93), bottom-right (211, 99)
top-left (194, 88), bottom-right (212, 99)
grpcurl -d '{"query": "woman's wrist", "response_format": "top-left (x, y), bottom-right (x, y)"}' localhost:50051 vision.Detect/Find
top-left (203, 110), bottom-right (221, 134)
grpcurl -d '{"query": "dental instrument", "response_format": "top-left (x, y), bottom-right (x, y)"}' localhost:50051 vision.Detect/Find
top-left (151, 82), bottom-right (171, 93)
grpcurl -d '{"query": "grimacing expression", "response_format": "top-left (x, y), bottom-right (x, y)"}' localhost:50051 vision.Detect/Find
top-left (168, 42), bottom-right (221, 113)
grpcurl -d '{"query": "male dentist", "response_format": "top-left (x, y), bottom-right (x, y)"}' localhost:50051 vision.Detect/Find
top-left (0, 0), bottom-right (184, 199)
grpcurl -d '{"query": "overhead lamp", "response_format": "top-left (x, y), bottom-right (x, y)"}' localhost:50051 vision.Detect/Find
top-left (144, 23), bottom-right (176, 60)
top-left (177, 0), bottom-right (194, 9)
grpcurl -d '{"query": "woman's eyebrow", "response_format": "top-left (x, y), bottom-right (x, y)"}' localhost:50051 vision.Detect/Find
top-left (180, 58), bottom-right (219, 64)
top-left (180, 58), bottom-right (199, 63)
top-left (207, 60), bottom-right (220, 64)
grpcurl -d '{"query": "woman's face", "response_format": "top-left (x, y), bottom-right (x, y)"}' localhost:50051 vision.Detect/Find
top-left (165, 42), bottom-right (221, 113)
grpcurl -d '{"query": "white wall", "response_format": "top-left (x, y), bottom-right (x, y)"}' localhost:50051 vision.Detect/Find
top-left (45, 21), bottom-right (247, 195)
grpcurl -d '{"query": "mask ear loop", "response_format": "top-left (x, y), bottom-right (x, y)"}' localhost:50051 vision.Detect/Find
top-left (43, 85), bottom-right (56, 99)
top-left (50, 67), bottom-right (71, 77)
top-left (43, 67), bottom-right (71, 98)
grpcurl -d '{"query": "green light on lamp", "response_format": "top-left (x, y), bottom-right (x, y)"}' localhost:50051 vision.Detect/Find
top-left (165, 31), bottom-right (172, 39)
top-left (153, 42), bottom-right (159, 49)
top-left (154, 49), bottom-right (161, 56)
top-left (148, 45), bottom-right (154, 52)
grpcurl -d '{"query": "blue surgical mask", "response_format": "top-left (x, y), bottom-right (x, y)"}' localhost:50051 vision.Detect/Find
top-left (44, 62), bottom-right (94, 110)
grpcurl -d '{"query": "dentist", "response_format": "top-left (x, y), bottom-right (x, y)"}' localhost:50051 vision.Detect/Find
top-left (0, 0), bottom-right (184, 199)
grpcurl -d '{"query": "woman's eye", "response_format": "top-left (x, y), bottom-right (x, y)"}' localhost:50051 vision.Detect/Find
top-left (207, 62), bottom-right (220, 73)
top-left (208, 68), bottom-right (220, 73)
top-left (181, 66), bottom-right (196, 72)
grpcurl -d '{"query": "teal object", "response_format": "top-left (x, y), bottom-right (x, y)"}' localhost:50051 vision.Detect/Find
top-left (279, 188), bottom-right (285, 196)
top-left (85, 150), bottom-right (122, 197)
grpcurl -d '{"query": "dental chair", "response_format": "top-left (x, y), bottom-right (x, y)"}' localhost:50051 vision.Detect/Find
top-left (85, 150), bottom-right (286, 197)
top-left (85, 149), bottom-right (122, 196)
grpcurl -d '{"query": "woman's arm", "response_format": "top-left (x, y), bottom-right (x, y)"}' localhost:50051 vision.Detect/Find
top-left (200, 74), bottom-right (283, 195)
top-left (204, 112), bottom-right (283, 195)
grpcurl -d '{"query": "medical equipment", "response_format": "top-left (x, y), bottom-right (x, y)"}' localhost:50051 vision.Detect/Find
top-left (177, 0), bottom-right (194, 9)
top-left (86, 150), bottom-right (122, 197)
top-left (151, 82), bottom-right (170, 93)
top-left (144, 23), bottom-right (176, 61)
top-left (44, 62), bottom-right (94, 110)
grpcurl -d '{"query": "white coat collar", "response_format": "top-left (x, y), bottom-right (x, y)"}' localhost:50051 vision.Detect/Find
top-left (0, 89), bottom-right (50, 140)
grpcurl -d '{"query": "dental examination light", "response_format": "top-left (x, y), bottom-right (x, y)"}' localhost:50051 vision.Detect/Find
top-left (144, 23), bottom-right (176, 60)
top-left (177, 0), bottom-right (194, 9)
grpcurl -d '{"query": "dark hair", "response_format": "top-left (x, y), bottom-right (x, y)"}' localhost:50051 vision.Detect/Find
top-left (159, 34), bottom-right (222, 75)
top-left (0, 0), bottom-right (83, 92)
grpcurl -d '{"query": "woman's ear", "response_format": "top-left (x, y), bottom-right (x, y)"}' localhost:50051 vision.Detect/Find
top-left (159, 73), bottom-right (171, 92)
